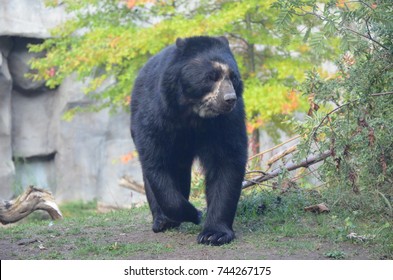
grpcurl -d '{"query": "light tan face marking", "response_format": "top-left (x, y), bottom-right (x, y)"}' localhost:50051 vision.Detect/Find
top-left (212, 62), bottom-right (230, 76)
top-left (192, 61), bottom-right (233, 118)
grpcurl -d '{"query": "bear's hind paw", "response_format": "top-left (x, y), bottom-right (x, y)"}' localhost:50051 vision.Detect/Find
top-left (152, 217), bottom-right (181, 233)
top-left (197, 229), bottom-right (235, 246)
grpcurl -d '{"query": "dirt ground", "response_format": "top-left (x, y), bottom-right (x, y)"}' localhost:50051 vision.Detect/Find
top-left (0, 220), bottom-right (376, 260)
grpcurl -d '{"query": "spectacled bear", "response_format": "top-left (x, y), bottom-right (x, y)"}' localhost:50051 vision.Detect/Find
top-left (130, 36), bottom-right (248, 246)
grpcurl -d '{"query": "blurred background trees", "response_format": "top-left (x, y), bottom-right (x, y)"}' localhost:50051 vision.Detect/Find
top-left (29, 0), bottom-right (317, 153)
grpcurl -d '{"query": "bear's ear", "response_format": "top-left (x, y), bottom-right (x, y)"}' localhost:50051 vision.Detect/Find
top-left (217, 36), bottom-right (229, 46)
top-left (176, 38), bottom-right (187, 50)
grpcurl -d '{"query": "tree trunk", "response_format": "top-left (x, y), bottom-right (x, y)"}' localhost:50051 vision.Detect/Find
top-left (244, 12), bottom-right (261, 155)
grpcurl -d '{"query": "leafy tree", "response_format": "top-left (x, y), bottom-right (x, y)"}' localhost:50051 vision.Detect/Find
top-left (274, 0), bottom-right (393, 213)
top-left (29, 0), bottom-right (322, 153)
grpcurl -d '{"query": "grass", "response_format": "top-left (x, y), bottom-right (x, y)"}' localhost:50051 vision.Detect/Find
top-left (324, 250), bottom-right (346, 259)
top-left (0, 187), bottom-right (392, 259)
top-left (236, 188), bottom-right (393, 259)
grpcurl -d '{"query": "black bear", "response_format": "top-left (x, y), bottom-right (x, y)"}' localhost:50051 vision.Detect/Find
top-left (130, 36), bottom-right (248, 246)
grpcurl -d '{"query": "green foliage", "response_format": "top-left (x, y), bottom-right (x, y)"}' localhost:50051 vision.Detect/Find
top-left (324, 250), bottom-right (346, 259)
top-left (29, 0), bottom-right (317, 130)
top-left (275, 0), bottom-right (393, 213)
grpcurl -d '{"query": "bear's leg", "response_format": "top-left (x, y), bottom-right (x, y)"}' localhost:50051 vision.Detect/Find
top-left (197, 156), bottom-right (245, 246)
top-left (143, 166), bottom-right (201, 226)
top-left (143, 175), bottom-right (181, 232)
top-left (173, 162), bottom-right (192, 200)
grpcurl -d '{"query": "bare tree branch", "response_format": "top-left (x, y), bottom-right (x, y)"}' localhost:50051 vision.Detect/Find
top-left (242, 150), bottom-right (332, 189)
top-left (249, 135), bottom-right (300, 160)
top-left (344, 27), bottom-right (389, 51)
top-left (371, 91), bottom-right (393, 97)
top-left (267, 145), bottom-right (297, 167)
top-left (291, 6), bottom-right (389, 51)
top-left (119, 176), bottom-right (145, 194)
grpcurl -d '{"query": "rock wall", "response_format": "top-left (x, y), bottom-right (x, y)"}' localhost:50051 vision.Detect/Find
top-left (0, 37), bottom-right (14, 199)
top-left (0, 0), bottom-right (144, 207)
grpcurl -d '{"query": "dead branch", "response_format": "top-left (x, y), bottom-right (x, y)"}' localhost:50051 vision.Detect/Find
top-left (371, 91), bottom-right (393, 97)
top-left (242, 150), bottom-right (332, 189)
top-left (119, 175), bottom-right (145, 194)
top-left (267, 145), bottom-right (297, 167)
top-left (0, 186), bottom-right (63, 225)
top-left (248, 135), bottom-right (300, 160)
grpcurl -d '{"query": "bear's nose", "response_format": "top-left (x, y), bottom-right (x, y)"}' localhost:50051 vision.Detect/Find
top-left (224, 92), bottom-right (237, 106)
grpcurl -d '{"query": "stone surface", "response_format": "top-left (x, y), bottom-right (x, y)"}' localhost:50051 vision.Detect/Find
top-left (97, 114), bottom-right (144, 207)
top-left (0, 51), bottom-right (14, 199)
top-left (51, 76), bottom-right (143, 206)
top-left (0, 37), bottom-right (13, 58)
top-left (0, 0), bottom-right (66, 38)
top-left (55, 108), bottom-right (110, 202)
top-left (11, 89), bottom-right (57, 158)
top-left (8, 73), bottom-right (144, 206)
top-left (8, 38), bottom-right (46, 92)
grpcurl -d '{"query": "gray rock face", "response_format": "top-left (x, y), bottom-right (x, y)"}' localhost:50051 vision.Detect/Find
top-left (0, 49), bottom-right (14, 199)
top-left (8, 38), bottom-right (46, 92)
top-left (0, 37), bottom-right (13, 58)
top-left (52, 77), bottom-right (142, 206)
top-left (7, 68), bottom-right (144, 206)
top-left (11, 90), bottom-right (57, 157)
top-left (0, 0), bottom-right (66, 38)
top-left (97, 114), bottom-right (144, 206)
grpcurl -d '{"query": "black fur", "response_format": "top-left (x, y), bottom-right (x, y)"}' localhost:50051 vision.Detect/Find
top-left (130, 36), bottom-right (248, 246)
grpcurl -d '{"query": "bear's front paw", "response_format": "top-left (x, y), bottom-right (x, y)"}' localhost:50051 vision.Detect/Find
top-left (152, 216), bottom-right (181, 233)
top-left (197, 228), bottom-right (235, 246)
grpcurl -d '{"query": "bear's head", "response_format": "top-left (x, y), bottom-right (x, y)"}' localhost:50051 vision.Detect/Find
top-left (174, 36), bottom-right (243, 118)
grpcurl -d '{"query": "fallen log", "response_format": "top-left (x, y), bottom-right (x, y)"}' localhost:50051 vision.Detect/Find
top-left (242, 150), bottom-right (332, 189)
top-left (0, 186), bottom-right (63, 225)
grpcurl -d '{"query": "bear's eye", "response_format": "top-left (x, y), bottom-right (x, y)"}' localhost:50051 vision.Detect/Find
top-left (206, 71), bottom-right (221, 82)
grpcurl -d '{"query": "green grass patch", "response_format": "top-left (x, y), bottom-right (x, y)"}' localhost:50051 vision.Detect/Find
top-left (236, 188), bottom-right (393, 258)
top-left (60, 200), bottom-right (98, 218)
top-left (324, 250), bottom-right (346, 259)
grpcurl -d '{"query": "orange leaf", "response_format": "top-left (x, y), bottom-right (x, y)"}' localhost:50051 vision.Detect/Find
top-left (126, 0), bottom-right (136, 9)
top-left (336, 0), bottom-right (345, 8)
top-left (121, 152), bottom-right (134, 164)
top-left (124, 96), bottom-right (131, 106)
top-left (109, 36), bottom-right (121, 48)
top-left (246, 122), bottom-right (255, 134)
